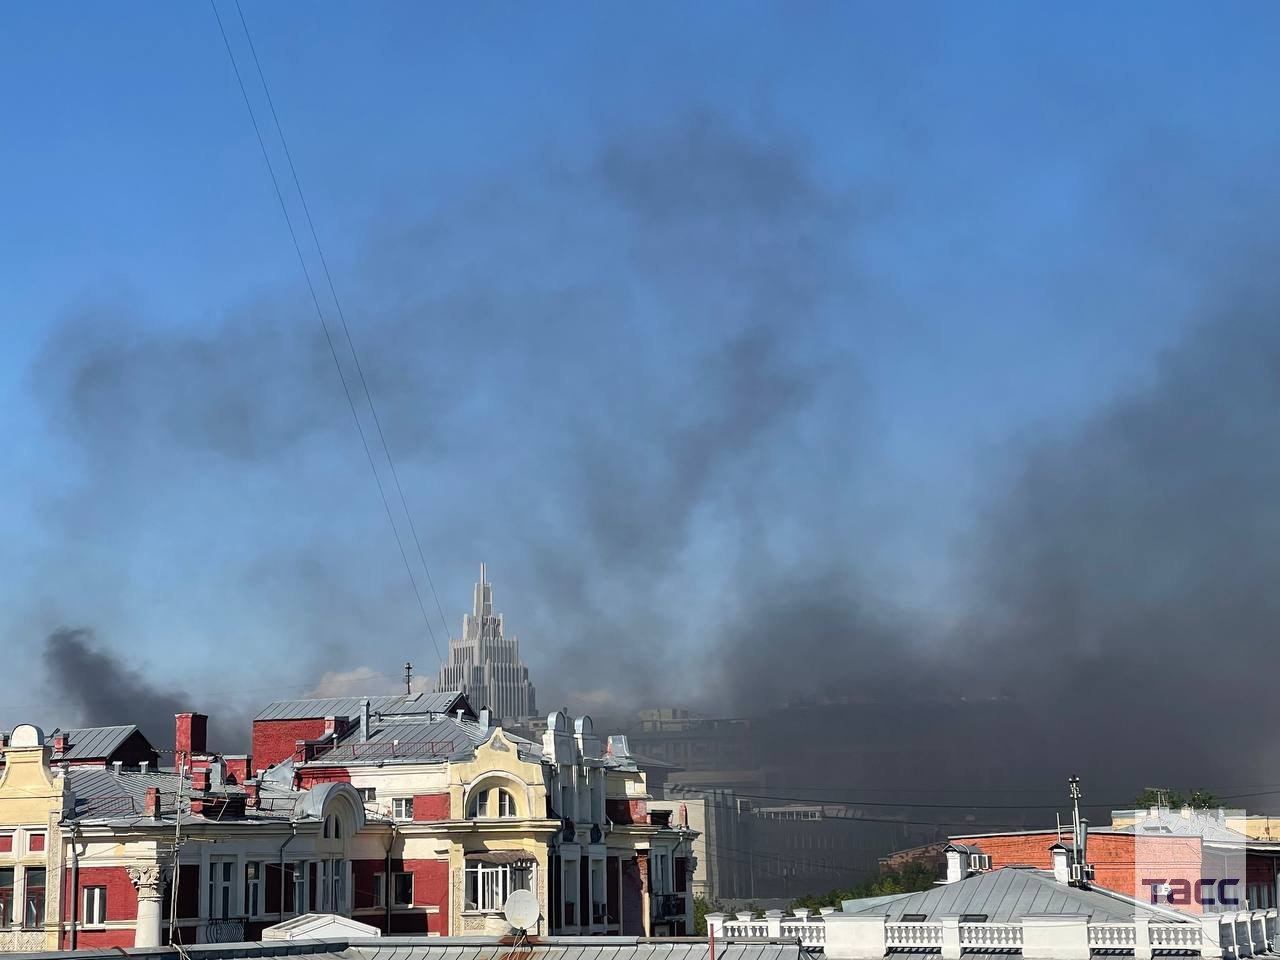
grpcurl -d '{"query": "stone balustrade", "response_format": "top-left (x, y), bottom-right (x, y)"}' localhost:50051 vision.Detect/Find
top-left (705, 907), bottom-right (1280, 959)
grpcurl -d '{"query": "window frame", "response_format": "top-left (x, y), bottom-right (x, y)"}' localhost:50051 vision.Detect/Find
top-left (208, 860), bottom-right (234, 920)
top-left (244, 861), bottom-right (263, 918)
top-left (391, 797), bottom-right (413, 821)
top-left (83, 886), bottom-right (108, 927)
top-left (0, 866), bottom-right (14, 928)
top-left (375, 871), bottom-right (415, 908)
top-left (464, 861), bottom-right (532, 913)
top-left (23, 866), bottom-right (46, 929)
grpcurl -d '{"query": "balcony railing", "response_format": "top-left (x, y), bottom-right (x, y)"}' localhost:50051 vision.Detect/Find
top-left (200, 919), bottom-right (246, 943)
top-left (651, 892), bottom-right (685, 920)
top-left (706, 906), bottom-right (1280, 958)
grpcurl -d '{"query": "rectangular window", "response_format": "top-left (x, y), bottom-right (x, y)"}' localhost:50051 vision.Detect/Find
top-left (464, 862), bottom-right (532, 912)
top-left (292, 862), bottom-right (306, 915)
top-left (0, 868), bottom-right (13, 928)
top-left (208, 861), bottom-right (233, 920)
top-left (331, 861), bottom-right (345, 913)
top-left (27, 833), bottom-right (45, 853)
top-left (356, 787), bottom-right (376, 803)
top-left (392, 798), bottom-right (413, 821)
top-left (244, 861), bottom-right (262, 917)
top-left (83, 886), bottom-right (107, 926)
top-left (24, 867), bottom-right (46, 928)
top-left (375, 872), bottom-right (414, 907)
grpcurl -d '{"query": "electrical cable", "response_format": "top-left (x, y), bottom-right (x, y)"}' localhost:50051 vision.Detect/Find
top-left (207, 0), bottom-right (444, 670)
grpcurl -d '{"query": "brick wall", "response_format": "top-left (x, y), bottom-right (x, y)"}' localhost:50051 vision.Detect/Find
top-left (297, 767), bottom-right (352, 788)
top-left (954, 831), bottom-right (1207, 911)
top-left (412, 794), bottom-right (451, 822)
top-left (252, 719), bottom-right (330, 771)
top-left (62, 866), bottom-right (137, 949)
top-left (351, 857), bottom-right (448, 934)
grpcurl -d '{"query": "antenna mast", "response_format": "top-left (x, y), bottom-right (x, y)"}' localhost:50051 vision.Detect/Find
top-left (404, 661), bottom-right (413, 695)
top-left (1067, 775), bottom-right (1094, 887)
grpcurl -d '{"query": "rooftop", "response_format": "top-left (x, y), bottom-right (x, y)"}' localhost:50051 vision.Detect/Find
top-left (255, 690), bottom-right (472, 722)
top-left (7, 936), bottom-right (806, 960)
top-left (839, 867), bottom-right (1188, 924)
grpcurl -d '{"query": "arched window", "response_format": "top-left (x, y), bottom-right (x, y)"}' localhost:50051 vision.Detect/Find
top-left (498, 789), bottom-right (516, 818)
top-left (469, 787), bottom-right (519, 819)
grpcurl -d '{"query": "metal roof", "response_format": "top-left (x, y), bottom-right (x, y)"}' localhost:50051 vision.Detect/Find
top-left (67, 767), bottom-right (182, 819)
top-left (308, 714), bottom-right (540, 766)
top-left (255, 691), bottom-right (469, 722)
top-left (349, 939), bottom-right (805, 960)
top-left (6, 938), bottom-right (805, 960)
top-left (841, 868), bottom-right (1190, 924)
top-left (50, 724), bottom-right (147, 761)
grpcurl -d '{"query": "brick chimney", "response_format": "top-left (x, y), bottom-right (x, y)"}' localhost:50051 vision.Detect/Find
top-left (175, 713), bottom-right (208, 769)
top-left (52, 734), bottom-right (68, 754)
top-left (190, 767), bottom-right (211, 793)
top-left (223, 756), bottom-right (250, 785)
top-left (144, 787), bottom-right (161, 819)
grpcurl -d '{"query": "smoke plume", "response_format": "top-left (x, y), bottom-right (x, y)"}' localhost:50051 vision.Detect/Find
top-left (43, 628), bottom-right (245, 751)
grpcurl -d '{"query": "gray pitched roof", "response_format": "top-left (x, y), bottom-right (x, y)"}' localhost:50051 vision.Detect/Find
top-left (50, 724), bottom-right (145, 761)
top-left (255, 691), bottom-right (470, 722)
top-left (308, 714), bottom-right (540, 766)
top-left (67, 767), bottom-right (182, 819)
top-left (841, 868), bottom-right (1189, 923)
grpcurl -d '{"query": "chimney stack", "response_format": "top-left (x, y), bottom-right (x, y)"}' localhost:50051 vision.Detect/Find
top-left (144, 787), bottom-right (161, 819)
top-left (139, 761), bottom-right (150, 775)
top-left (175, 713), bottom-right (208, 768)
top-left (360, 699), bottom-right (371, 743)
top-left (191, 768), bottom-right (210, 792)
top-left (945, 846), bottom-right (970, 883)
top-left (479, 708), bottom-right (491, 731)
top-left (1051, 844), bottom-right (1070, 883)
top-left (52, 734), bottom-right (68, 754)
top-left (111, 760), bottom-right (123, 776)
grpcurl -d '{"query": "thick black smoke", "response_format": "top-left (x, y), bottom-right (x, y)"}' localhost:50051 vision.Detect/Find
top-left (43, 628), bottom-right (246, 752)
top-left (16, 107), bottom-right (1280, 813)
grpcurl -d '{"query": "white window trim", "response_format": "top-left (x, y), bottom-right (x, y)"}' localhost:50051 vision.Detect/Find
top-left (83, 886), bottom-right (107, 927)
top-left (391, 797), bottom-right (413, 821)
top-left (464, 861), bottom-right (533, 913)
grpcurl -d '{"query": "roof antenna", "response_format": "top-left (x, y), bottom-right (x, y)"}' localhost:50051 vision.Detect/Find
top-left (404, 661), bottom-right (413, 695)
top-left (1068, 776), bottom-right (1094, 887)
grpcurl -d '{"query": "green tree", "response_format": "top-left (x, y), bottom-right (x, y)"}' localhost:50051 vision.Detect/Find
top-left (1134, 788), bottom-right (1218, 810)
top-left (693, 895), bottom-right (725, 936)
top-left (790, 861), bottom-right (937, 912)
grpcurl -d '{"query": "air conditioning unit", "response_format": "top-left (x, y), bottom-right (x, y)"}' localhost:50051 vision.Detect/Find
top-left (1069, 862), bottom-right (1095, 884)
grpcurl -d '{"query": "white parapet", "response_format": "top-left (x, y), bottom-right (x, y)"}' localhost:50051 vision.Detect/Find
top-left (824, 914), bottom-right (887, 960)
top-left (1021, 915), bottom-right (1090, 960)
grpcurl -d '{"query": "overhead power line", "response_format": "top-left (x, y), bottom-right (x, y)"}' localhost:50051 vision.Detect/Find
top-left (230, 0), bottom-right (453, 646)
top-left (208, 0), bottom-right (445, 670)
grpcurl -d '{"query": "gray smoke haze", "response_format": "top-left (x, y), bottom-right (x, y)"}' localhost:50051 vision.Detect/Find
top-left (15, 108), bottom-right (1280, 809)
top-left (43, 628), bottom-right (245, 751)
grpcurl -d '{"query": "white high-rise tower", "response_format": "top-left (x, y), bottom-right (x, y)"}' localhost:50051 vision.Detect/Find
top-left (437, 564), bottom-right (537, 723)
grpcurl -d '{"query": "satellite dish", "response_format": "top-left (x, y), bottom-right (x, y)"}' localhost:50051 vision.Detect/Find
top-left (503, 889), bottom-right (540, 931)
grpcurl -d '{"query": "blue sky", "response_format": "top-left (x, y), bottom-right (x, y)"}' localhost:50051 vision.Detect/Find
top-left (4, 3), bottom-right (1280, 740)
